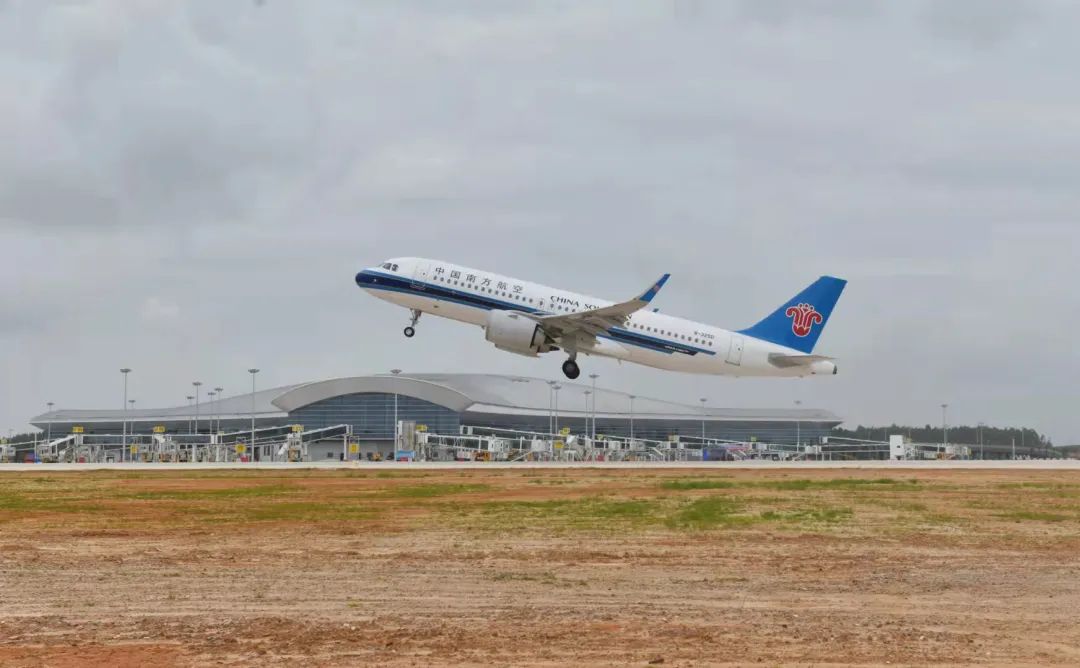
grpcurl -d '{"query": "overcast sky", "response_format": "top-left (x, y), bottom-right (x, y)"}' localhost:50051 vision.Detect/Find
top-left (2, 0), bottom-right (1078, 443)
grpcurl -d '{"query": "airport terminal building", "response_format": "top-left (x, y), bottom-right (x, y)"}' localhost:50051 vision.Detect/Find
top-left (31, 373), bottom-right (841, 453)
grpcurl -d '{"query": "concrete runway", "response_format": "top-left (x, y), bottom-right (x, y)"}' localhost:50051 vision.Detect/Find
top-left (1, 459), bottom-right (1077, 472)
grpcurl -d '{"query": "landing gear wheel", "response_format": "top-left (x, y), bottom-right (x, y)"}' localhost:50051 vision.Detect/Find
top-left (562, 359), bottom-right (580, 380)
top-left (403, 310), bottom-right (421, 338)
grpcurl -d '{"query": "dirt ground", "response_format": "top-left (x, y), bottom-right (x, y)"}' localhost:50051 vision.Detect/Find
top-left (1, 467), bottom-right (1079, 667)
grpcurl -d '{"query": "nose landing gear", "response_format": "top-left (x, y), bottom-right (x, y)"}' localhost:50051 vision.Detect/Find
top-left (403, 310), bottom-right (421, 338)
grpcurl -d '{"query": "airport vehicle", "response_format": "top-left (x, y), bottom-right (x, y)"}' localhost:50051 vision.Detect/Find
top-left (356, 258), bottom-right (846, 380)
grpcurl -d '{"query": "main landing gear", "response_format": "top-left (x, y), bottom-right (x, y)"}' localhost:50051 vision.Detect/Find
top-left (561, 358), bottom-right (580, 380)
top-left (403, 309), bottom-right (421, 338)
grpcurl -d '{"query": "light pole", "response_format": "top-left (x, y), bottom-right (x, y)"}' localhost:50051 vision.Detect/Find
top-left (629, 394), bottom-right (636, 443)
top-left (941, 403), bottom-right (949, 456)
top-left (193, 382), bottom-right (203, 434)
top-left (588, 373), bottom-right (599, 440)
top-left (248, 369), bottom-right (259, 461)
top-left (120, 368), bottom-right (131, 461)
top-left (584, 390), bottom-right (592, 440)
top-left (547, 380), bottom-right (557, 434)
top-left (390, 369), bottom-right (402, 449)
top-left (553, 384), bottom-right (562, 436)
top-left (794, 399), bottom-right (802, 448)
top-left (214, 387), bottom-right (223, 433)
top-left (192, 381), bottom-right (203, 462)
top-left (699, 397), bottom-right (707, 442)
top-left (46, 401), bottom-right (54, 442)
top-left (978, 421), bottom-right (985, 460)
top-left (207, 391), bottom-right (216, 435)
top-left (186, 395), bottom-right (195, 433)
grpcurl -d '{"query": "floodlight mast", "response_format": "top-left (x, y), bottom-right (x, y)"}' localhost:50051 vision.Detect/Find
top-left (248, 369), bottom-right (260, 461)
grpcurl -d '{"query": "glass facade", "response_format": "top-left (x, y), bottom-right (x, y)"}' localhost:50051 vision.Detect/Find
top-left (288, 392), bottom-right (460, 439)
top-left (36, 392), bottom-right (837, 446)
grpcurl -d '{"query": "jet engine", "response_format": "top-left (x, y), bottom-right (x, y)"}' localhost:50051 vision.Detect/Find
top-left (484, 310), bottom-right (552, 357)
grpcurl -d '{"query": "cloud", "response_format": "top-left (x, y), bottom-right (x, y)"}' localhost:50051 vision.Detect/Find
top-left (920, 0), bottom-right (1040, 48)
top-left (140, 297), bottom-right (181, 325)
top-left (735, 0), bottom-right (879, 25)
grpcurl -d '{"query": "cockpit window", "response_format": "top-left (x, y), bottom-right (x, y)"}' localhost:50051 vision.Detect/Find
top-left (380, 262), bottom-right (399, 271)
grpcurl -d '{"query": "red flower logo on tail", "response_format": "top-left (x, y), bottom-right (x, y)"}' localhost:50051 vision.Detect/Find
top-left (786, 303), bottom-right (823, 338)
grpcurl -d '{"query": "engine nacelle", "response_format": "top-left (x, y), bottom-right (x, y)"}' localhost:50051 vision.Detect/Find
top-left (484, 310), bottom-right (550, 357)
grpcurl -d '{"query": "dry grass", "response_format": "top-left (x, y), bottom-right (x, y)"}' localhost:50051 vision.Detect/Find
top-left (1, 467), bottom-right (1079, 666)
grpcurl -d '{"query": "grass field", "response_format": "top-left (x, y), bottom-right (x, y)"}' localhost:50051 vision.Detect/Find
top-left (1, 467), bottom-right (1079, 666)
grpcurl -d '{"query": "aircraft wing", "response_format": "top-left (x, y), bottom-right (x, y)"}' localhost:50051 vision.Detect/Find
top-left (532, 273), bottom-right (670, 340)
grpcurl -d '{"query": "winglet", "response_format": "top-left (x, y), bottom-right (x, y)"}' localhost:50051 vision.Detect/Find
top-left (638, 273), bottom-right (670, 303)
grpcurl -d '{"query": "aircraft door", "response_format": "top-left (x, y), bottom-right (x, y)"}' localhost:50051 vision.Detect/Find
top-left (410, 261), bottom-right (431, 291)
top-left (726, 335), bottom-right (744, 366)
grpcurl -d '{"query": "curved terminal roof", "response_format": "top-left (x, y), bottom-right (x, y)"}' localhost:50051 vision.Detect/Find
top-left (31, 373), bottom-right (841, 426)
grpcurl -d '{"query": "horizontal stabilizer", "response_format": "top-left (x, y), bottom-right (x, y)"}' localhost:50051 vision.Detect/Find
top-left (768, 354), bottom-right (833, 368)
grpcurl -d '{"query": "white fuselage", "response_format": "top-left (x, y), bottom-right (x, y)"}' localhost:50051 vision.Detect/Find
top-left (357, 257), bottom-right (834, 378)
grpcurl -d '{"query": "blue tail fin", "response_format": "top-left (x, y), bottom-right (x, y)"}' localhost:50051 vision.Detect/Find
top-left (737, 276), bottom-right (847, 354)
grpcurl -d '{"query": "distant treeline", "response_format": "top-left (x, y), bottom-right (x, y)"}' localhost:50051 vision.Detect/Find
top-left (833, 424), bottom-right (1051, 447)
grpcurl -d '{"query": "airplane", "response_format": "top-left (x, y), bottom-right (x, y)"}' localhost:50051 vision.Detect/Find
top-left (355, 258), bottom-right (846, 380)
